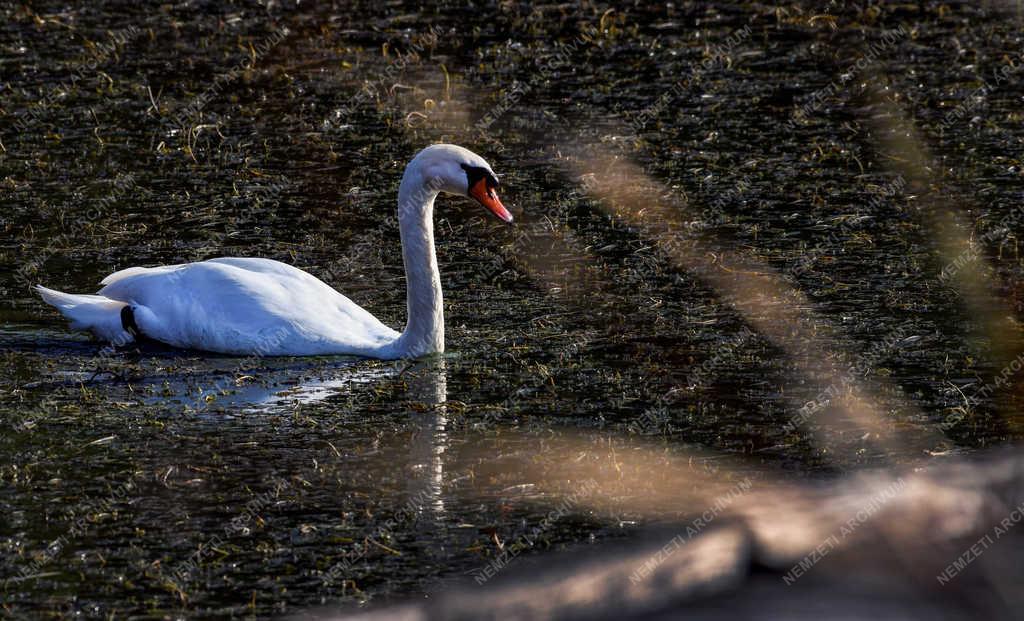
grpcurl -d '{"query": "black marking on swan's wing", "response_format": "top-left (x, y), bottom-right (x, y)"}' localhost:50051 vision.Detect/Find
top-left (121, 305), bottom-right (143, 339)
top-left (460, 163), bottom-right (499, 189)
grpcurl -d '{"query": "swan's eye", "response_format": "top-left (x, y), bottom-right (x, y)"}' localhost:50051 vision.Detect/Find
top-left (460, 163), bottom-right (499, 192)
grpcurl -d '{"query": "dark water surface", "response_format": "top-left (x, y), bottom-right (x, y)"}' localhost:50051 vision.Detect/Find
top-left (2, 1), bottom-right (1023, 617)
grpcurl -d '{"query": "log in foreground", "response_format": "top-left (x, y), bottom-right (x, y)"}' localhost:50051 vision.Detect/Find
top-left (317, 451), bottom-right (1024, 620)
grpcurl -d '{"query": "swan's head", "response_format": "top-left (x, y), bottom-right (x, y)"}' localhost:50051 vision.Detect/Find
top-left (412, 144), bottom-right (512, 224)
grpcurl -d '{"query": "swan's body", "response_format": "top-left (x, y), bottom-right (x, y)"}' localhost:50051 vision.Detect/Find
top-left (40, 258), bottom-right (401, 357)
top-left (36, 144), bottom-right (511, 359)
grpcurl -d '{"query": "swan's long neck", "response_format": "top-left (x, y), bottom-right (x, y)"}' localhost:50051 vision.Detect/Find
top-left (394, 168), bottom-right (444, 358)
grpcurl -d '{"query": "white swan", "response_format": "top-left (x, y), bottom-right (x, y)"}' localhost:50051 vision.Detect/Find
top-left (36, 144), bottom-right (512, 359)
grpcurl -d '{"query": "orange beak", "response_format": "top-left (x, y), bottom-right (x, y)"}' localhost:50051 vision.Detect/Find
top-left (469, 177), bottom-right (513, 223)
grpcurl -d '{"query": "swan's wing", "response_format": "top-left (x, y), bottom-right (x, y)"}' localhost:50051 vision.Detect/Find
top-left (205, 257), bottom-right (315, 279)
top-left (96, 259), bottom-right (399, 355)
top-left (100, 264), bottom-right (184, 288)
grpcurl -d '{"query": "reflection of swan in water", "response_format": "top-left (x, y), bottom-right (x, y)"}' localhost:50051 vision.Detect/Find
top-left (217, 355), bottom-right (451, 523)
top-left (223, 355), bottom-right (449, 520)
top-left (134, 357), bottom-right (404, 413)
top-left (178, 353), bottom-right (450, 521)
top-left (126, 349), bottom-right (451, 522)
top-left (404, 357), bottom-right (449, 520)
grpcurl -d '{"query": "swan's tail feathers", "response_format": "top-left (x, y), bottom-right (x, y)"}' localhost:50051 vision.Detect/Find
top-left (35, 285), bottom-right (134, 344)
